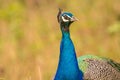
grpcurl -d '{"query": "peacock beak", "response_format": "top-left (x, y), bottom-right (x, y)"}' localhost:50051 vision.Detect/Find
top-left (71, 16), bottom-right (79, 22)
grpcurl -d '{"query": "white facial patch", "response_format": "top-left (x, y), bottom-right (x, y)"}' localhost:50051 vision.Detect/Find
top-left (62, 16), bottom-right (69, 22)
top-left (61, 15), bottom-right (72, 22)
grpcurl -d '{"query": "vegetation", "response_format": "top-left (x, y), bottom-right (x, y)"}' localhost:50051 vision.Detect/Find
top-left (0, 0), bottom-right (120, 80)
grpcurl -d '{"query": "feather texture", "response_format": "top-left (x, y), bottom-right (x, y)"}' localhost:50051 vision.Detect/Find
top-left (78, 55), bottom-right (120, 80)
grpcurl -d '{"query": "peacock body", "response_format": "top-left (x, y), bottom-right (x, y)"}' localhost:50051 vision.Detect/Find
top-left (54, 9), bottom-right (120, 80)
top-left (78, 55), bottom-right (120, 80)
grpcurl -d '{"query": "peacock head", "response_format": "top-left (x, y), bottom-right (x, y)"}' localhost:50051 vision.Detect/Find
top-left (57, 8), bottom-right (78, 32)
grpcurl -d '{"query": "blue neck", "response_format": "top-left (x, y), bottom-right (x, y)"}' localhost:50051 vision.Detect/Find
top-left (54, 28), bottom-right (83, 80)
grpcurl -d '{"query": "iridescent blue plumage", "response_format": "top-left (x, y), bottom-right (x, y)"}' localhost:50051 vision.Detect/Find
top-left (62, 12), bottom-right (73, 17)
top-left (54, 9), bottom-right (83, 80)
top-left (54, 31), bottom-right (83, 80)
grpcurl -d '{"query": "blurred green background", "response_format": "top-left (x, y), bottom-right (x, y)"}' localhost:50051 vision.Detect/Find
top-left (0, 0), bottom-right (120, 80)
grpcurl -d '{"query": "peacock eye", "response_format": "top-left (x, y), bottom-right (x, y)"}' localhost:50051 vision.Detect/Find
top-left (63, 15), bottom-right (70, 20)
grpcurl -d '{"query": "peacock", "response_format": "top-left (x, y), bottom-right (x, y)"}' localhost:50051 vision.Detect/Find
top-left (54, 9), bottom-right (120, 80)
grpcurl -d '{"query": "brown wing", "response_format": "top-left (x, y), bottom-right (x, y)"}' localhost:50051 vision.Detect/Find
top-left (84, 59), bottom-right (120, 80)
